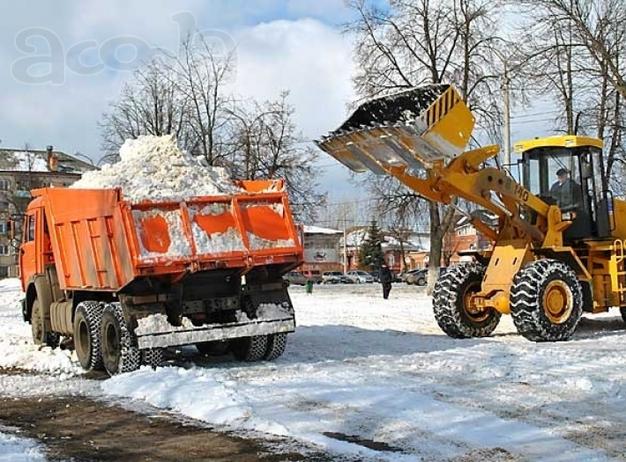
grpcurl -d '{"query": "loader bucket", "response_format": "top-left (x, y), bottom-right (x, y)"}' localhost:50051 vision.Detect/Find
top-left (316, 84), bottom-right (475, 173)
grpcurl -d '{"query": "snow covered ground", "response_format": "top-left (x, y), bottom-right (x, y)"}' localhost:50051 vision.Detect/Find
top-left (1, 279), bottom-right (626, 461)
top-left (0, 428), bottom-right (45, 462)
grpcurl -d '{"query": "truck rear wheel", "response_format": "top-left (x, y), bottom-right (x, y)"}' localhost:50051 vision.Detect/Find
top-left (141, 348), bottom-right (164, 368)
top-left (31, 298), bottom-right (59, 348)
top-left (73, 302), bottom-right (104, 371)
top-left (264, 333), bottom-right (287, 360)
top-left (231, 336), bottom-right (268, 361)
top-left (100, 303), bottom-right (141, 375)
top-left (510, 260), bottom-right (583, 342)
top-left (433, 263), bottom-right (501, 338)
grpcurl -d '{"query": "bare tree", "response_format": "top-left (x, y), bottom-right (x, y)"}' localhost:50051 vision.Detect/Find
top-left (170, 34), bottom-right (236, 165)
top-left (347, 0), bottom-right (505, 289)
top-left (229, 92), bottom-right (326, 221)
top-left (524, 0), bottom-right (626, 100)
top-left (100, 59), bottom-right (188, 163)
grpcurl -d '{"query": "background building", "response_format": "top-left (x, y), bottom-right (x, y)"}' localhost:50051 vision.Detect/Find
top-left (300, 225), bottom-right (343, 273)
top-left (0, 146), bottom-right (96, 277)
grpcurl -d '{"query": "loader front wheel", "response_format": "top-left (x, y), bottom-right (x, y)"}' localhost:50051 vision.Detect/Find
top-left (433, 263), bottom-right (501, 338)
top-left (73, 301), bottom-right (104, 371)
top-left (510, 260), bottom-right (582, 342)
top-left (100, 303), bottom-right (141, 375)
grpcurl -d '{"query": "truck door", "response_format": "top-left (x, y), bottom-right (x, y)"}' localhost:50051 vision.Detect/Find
top-left (19, 212), bottom-right (38, 283)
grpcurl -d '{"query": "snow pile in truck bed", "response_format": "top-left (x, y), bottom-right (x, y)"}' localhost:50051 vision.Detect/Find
top-left (72, 135), bottom-right (241, 202)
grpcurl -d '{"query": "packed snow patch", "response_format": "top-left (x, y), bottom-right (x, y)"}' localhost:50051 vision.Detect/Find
top-left (0, 429), bottom-right (46, 462)
top-left (72, 135), bottom-right (241, 202)
top-left (0, 279), bottom-right (82, 377)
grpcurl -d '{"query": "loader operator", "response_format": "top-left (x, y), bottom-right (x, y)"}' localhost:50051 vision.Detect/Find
top-left (550, 168), bottom-right (582, 212)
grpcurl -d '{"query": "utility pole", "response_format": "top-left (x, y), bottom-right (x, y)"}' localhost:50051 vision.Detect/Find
top-left (502, 63), bottom-right (511, 166)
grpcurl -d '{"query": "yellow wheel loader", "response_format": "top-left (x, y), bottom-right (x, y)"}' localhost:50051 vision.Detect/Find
top-left (317, 84), bottom-right (626, 342)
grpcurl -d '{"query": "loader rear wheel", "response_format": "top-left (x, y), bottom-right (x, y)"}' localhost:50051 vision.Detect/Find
top-left (100, 303), bottom-right (141, 375)
top-left (620, 307), bottom-right (626, 324)
top-left (433, 263), bottom-right (501, 338)
top-left (231, 336), bottom-right (268, 362)
top-left (510, 259), bottom-right (582, 342)
top-left (31, 298), bottom-right (59, 348)
top-left (73, 302), bottom-right (104, 371)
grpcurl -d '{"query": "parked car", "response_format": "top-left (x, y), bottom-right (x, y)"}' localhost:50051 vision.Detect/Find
top-left (346, 270), bottom-right (375, 283)
top-left (368, 271), bottom-right (381, 283)
top-left (405, 269), bottom-right (427, 286)
top-left (322, 271), bottom-right (353, 284)
top-left (284, 271), bottom-right (307, 286)
top-left (302, 269), bottom-right (323, 284)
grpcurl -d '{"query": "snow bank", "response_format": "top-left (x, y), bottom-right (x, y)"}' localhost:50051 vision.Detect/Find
top-left (0, 429), bottom-right (46, 462)
top-left (72, 135), bottom-right (241, 202)
top-left (0, 279), bottom-right (82, 377)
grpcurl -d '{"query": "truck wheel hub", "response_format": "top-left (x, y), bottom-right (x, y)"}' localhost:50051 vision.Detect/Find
top-left (543, 280), bottom-right (573, 324)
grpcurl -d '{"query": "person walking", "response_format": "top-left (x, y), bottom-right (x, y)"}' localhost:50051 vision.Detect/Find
top-left (380, 264), bottom-right (393, 300)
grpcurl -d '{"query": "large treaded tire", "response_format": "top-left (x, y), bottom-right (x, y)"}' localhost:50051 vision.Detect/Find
top-left (31, 298), bottom-right (60, 348)
top-left (620, 307), bottom-right (626, 324)
top-left (510, 259), bottom-right (583, 342)
top-left (73, 301), bottom-right (104, 371)
top-left (264, 333), bottom-right (287, 360)
top-left (231, 336), bottom-right (269, 362)
top-left (141, 348), bottom-right (164, 369)
top-left (433, 263), bottom-right (501, 338)
top-left (100, 303), bottom-right (141, 375)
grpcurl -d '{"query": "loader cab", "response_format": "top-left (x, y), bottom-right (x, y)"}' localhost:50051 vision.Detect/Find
top-left (516, 135), bottom-right (610, 241)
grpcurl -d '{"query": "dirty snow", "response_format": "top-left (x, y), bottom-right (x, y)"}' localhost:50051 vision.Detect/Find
top-left (0, 428), bottom-right (46, 462)
top-left (72, 135), bottom-right (241, 202)
top-left (247, 233), bottom-right (295, 250)
top-left (2, 280), bottom-right (626, 460)
top-left (132, 209), bottom-right (192, 260)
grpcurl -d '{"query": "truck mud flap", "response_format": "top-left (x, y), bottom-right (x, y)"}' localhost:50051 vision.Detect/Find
top-left (135, 318), bottom-right (295, 349)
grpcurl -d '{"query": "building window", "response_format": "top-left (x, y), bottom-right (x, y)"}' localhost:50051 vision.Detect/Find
top-left (0, 222), bottom-right (6, 235)
top-left (0, 245), bottom-right (9, 255)
top-left (0, 179), bottom-right (9, 191)
top-left (0, 266), bottom-right (7, 278)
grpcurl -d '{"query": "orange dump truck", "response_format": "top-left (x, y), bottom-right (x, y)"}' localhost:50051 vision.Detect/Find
top-left (18, 180), bottom-right (303, 375)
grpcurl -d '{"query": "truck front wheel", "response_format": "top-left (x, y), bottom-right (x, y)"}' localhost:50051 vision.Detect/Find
top-left (31, 298), bottom-right (59, 348)
top-left (100, 303), bottom-right (141, 375)
top-left (432, 263), bottom-right (501, 338)
top-left (73, 302), bottom-right (104, 371)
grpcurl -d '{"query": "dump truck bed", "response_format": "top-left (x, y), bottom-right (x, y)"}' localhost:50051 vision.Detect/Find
top-left (33, 180), bottom-right (302, 292)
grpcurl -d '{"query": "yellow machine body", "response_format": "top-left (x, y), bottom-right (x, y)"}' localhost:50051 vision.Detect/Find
top-left (317, 84), bottom-right (626, 321)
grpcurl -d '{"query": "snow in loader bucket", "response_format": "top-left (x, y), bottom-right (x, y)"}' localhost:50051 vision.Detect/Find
top-left (316, 83), bottom-right (475, 173)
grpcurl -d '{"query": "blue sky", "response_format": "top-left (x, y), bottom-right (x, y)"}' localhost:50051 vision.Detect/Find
top-left (0, 1), bottom-right (557, 202)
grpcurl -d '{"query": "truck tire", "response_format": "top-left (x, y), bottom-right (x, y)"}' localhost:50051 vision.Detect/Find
top-left (510, 259), bottom-right (583, 342)
top-left (264, 333), bottom-right (287, 360)
top-left (100, 303), bottom-right (141, 375)
top-left (433, 263), bottom-right (501, 338)
top-left (31, 298), bottom-right (60, 348)
top-left (73, 301), bottom-right (104, 371)
top-left (141, 348), bottom-right (164, 368)
top-left (231, 336), bottom-right (268, 362)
